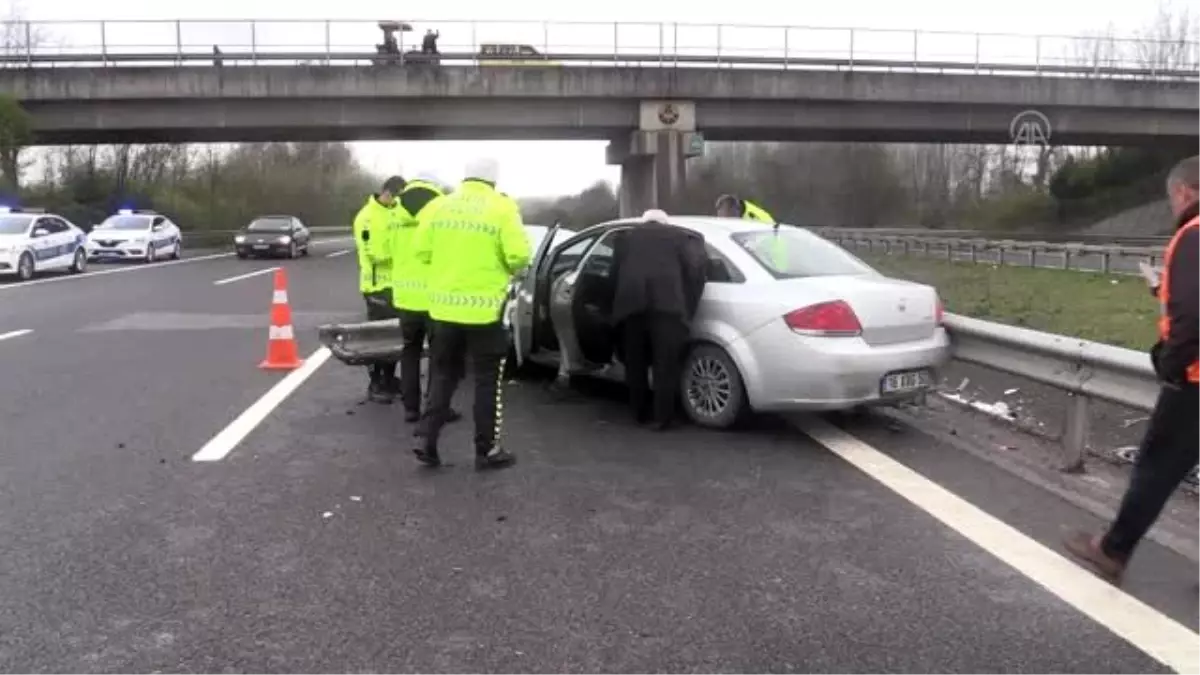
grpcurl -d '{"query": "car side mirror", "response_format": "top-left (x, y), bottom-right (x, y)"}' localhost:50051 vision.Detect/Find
top-left (152, 224), bottom-right (164, 231)
top-left (32, 228), bottom-right (48, 238)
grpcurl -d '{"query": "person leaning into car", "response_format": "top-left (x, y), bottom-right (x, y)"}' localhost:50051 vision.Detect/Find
top-left (609, 209), bottom-right (708, 431)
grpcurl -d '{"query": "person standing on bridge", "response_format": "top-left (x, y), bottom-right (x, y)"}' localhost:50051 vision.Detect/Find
top-left (353, 175), bottom-right (407, 404)
top-left (391, 173), bottom-right (461, 427)
top-left (1063, 155), bottom-right (1199, 584)
top-left (610, 209), bottom-right (707, 430)
top-left (411, 158), bottom-right (531, 470)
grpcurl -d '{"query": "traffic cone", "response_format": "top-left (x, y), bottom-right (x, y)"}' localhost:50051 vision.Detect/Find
top-left (259, 268), bottom-right (304, 370)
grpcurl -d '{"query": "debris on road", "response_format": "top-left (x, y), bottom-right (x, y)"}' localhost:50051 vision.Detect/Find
top-left (349, 495), bottom-right (362, 502)
top-left (322, 511), bottom-right (334, 519)
top-left (1003, 388), bottom-right (1020, 395)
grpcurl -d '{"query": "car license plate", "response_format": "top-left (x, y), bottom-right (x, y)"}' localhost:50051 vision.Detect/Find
top-left (881, 369), bottom-right (930, 394)
top-left (253, 244), bottom-right (269, 250)
top-left (98, 250), bottom-right (120, 257)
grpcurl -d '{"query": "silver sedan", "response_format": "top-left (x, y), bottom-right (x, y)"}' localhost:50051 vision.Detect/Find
top-left (507, 216), bottom-right (951, 429)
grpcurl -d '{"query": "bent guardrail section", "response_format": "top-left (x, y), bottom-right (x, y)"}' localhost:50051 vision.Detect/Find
top-left (944, 313), bottom-right (1157, 471)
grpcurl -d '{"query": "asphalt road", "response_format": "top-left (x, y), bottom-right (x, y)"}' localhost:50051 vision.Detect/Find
top-left (0, 241), bottom-right (1196, 673)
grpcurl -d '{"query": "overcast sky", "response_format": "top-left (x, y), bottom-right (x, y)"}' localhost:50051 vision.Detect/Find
top-left (9, 0), bottom-right (1187, 198)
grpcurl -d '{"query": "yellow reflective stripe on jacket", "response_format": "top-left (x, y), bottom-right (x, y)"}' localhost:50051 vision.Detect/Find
top-left (742, 200), bottom-right (776, 224)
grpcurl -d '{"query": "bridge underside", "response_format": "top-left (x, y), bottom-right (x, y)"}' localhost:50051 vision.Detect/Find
top-left (22, 98), bottom-right (1196, 147)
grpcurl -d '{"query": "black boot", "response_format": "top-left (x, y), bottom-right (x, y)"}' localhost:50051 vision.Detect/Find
top-left (475, 447), bottom-right (517, 471)
top-left (367, 365), bottom-right (394, 404)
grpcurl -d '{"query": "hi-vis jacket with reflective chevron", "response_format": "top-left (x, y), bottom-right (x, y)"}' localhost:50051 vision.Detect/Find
top-left (390, 180), bottom-right (446, 312)
top-left (413, 179), bottom-right (532, 325)
top-left (352, 195), bottom-right (409, 294)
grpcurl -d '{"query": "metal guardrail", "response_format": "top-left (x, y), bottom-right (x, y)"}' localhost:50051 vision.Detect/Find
top-left (820, 226), bottom-right (1171, 247)
top-left (816, 228), bottom-right (1165, 275)
top-left (944, 313), bottom-right (1158, 472)
top-left (1, 19), bottom-right (1197, 79)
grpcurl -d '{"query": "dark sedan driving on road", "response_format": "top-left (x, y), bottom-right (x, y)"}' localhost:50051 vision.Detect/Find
top-left (234, 215), bottom-right (311, 259)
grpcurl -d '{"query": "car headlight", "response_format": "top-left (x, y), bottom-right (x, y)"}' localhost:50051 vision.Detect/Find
top-left (131, 238), bottom-right (146, 245)
top-left (276, 235), bottom-right (292, 244)
top-left (234, 235), bottom-right (246, 243)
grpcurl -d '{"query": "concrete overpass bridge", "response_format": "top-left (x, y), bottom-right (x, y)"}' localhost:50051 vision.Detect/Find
top-left (3, 19), bottom-right (1197, 215)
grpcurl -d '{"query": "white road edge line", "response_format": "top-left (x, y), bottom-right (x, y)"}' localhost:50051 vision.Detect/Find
top-left (0, 252), bottom-right (234, 293)
top-left (213, 266), bottom-right (281, 286)
top-left (792, 414), bottom-right (1199, 675)
top-left (0, 328), bottom-right (33, 342)
top-left (192, 347), bottom-right (332, 462)
top-left (325, 249), bottom-right (352, 259)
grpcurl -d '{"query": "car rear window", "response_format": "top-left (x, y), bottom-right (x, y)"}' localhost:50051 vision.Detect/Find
top-left (730, 228), bottom-right (876, 279)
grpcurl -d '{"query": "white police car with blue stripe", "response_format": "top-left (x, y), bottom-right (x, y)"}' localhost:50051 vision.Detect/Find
top-left (86, 210), bottom-right (183, 263)
top-left (0, 207), bottom-right (89, 281)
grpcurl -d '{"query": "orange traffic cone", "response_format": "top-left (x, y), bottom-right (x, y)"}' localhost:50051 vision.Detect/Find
top-left (259, 268), bottom-right (304, 370)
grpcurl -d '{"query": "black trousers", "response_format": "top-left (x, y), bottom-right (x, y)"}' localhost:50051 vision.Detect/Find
top-left (396, 309), bottom-right (432, 413)
top-left (419, 320), bottom-right (507, 455)
top-left (621, 311), bottom-right (688, 424)
top-left (1102, 383), bottom-right (1198, 559)
top-left (364, 292), bottom-right (397, 384)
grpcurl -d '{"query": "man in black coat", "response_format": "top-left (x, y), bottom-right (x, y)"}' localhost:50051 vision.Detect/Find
top-left (610, 210), bottom-right (707, 430)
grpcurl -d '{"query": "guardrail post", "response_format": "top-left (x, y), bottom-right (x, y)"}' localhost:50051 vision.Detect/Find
top-left (998, 247), bottom-right (1006, 265)
top-left (974, 33), bottom-right (980, 73)
top-left (849, 29), bottom-right (855, 69)
top-left (1100, 252), bottom-right (1110, 273)
top-left (716, 24), bottom-right (722, 65)
top-left (543, 21), bottom-right (549, 55)
top-left (1029, 248), bottom-right (1036, 267)
top-left (612, 22), bottom-right (618, 59)
top-left (969, 243), bottom-right (977, 263)
top-left (250, 21), bottom-right (257, 64)
top-left (902, 239), bottom-right (909, 255)
top-left (945, 243), bottom-right (953, 261)
top-left (1061, 249), bottom-right (1070, 270)
top-left (1061, 393), bottom-right (1088, 473)
top-left (324, 20), bottom-right (331, 64)
top-left (1035, 35), bottom-right (1041, 74)
top-left (912, 29), bottom-right (918, 69)
top-left (100, 21), bottom-right (108, 66)
top-left (783, 27), bottom-right (789, 70)
top-left (24, 23), bottom-right (31, 66)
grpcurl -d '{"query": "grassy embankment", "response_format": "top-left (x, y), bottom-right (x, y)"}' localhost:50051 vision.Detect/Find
top-left (858, 253), bottom-right (1159, 349)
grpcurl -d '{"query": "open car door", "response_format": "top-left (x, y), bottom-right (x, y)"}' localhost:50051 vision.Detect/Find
top-left (507, 222), bottom-right (562, 368)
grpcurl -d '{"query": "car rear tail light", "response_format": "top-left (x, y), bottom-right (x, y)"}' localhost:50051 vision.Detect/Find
top-left (935, 298), bottom-right (944, 325)
top-left (784, 300), bottom-right (862, 337)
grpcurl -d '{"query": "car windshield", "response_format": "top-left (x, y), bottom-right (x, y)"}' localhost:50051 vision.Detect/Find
top-left (248, 218), bottom-right (293, 232)
top-left (730, 227), bottom-right (877, 279)
top-left (0, 215), bottom-right (33, 235)
top-left (98, 216), bottom-right (151, 231)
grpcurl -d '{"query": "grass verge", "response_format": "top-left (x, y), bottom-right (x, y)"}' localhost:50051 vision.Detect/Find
top-left (858, 252), bottom-right (1159, 349)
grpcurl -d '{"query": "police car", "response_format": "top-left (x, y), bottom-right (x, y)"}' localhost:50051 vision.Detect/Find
top-left (86, 209), bottom-right (183, 263)
top-left (0, 207), bottom-right (89, 281)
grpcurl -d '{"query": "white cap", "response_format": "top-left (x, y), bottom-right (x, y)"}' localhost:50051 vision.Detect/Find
top-left (642, 209), bottom-right (669, 224)
top-left (464, 158), bottom-right (500, 184)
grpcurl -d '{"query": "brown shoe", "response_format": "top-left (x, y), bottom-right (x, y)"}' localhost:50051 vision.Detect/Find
top-left (1063, 531), bottom-right (1127, 584)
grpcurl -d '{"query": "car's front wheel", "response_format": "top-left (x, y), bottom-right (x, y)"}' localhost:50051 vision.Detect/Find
top-left (144, 243), bottom-right (156, 263)
top-left (16, 252), bottom-right (34, 281)
top-left (171, 240), bottom-right (182, 260)
top-left (680, 343), bottom-right (748, 429)
top-left (70, 248), bottom-right (87, 274)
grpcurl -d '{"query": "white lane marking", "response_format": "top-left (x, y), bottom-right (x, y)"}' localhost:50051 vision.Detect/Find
top-left (0, 329), bottom-right (33, 342)
top-left (192, 347), bottom-right (332, 462)
top-left (213, 266), bottom-right (281, 286)
top-left (325, 249), bottom-right (352, 259)
top-left (0, 252), bottom-right (233, 293)
top-left (793, 415), bottom-right (1199, 675)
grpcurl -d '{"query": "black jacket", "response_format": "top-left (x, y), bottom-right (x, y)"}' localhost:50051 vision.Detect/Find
top-left (400, 185), bottom-right (440, 218)
top-left (610, 223), bottom-right (707, 325)
top-left (1152, 201), bottom-right (1199, 386)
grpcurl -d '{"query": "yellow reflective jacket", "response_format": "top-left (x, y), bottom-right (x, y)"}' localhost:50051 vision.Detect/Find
top-left (742, 199), bottom-right (775, 224)
top-left (353, 195), bottom-right (409, 294)
top-left (413, 180), bottom-right (531, 325)
top-left (391, 180), bottom-right (446, 312)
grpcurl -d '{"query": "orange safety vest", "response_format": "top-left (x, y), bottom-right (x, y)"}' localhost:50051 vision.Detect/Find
top-left (1158, 215), bottom-right (1200, 384)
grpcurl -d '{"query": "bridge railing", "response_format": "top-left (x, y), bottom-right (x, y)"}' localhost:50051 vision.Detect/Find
top-left (1, 19), bottom-right (1197, 79)
top-left (814, 228), bottom-right (1166, 275)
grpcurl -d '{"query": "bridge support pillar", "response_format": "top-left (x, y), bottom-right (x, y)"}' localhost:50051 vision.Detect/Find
top-left (608, 130), bottom-right (700, 217)
top-left (608, 101), bottom-right (702, 218)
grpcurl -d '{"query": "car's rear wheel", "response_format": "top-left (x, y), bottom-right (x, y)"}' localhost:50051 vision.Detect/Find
top-left (680, 343), bottom-right (748, 429)
top-left (16, 252), bottom-right (34, 281)
top-left (70, 248), bottom-right (87, 274)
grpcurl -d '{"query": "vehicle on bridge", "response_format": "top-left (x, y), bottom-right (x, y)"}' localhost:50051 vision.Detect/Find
top-left (508, 216), bottom-right (951, 428)
top-left (86, 209), bottom-right (183, 263)
top-left (478, 43), bottom-right (558, 66)
top-left (234, 215), bottom-right (311, 259)
top-left (0, 207), bottom-right (88, 281)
